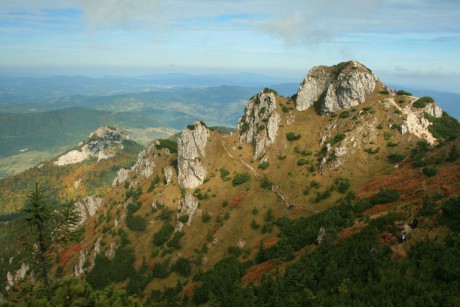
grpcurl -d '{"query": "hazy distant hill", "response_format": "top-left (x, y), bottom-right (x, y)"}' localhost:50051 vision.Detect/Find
top-left (0, 107), bottom-right (195, 157)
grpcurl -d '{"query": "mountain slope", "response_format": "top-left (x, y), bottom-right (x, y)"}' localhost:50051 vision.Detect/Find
top-left (2, 61), bottom-right (460, 305)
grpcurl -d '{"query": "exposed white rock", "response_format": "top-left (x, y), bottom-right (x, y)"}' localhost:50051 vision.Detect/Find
top-left (74, 250), bottom-right (87, 277)
top-left (164, 166), bottom-right (175, 186)
top-left (54, 127), bottom-right (128, 166)
top-left (130, 143), bottom-right (157, 179)
top-left (5, 263), bottom-right (29, 291)
top-left (177, 122), bottom-right (209, 189)
top-left (237, 91), bottom-right (281, 159)
top-left (112, 168), bottom-right (130, 187)
top-left (105, 242), bottom-right (117, 259)
top-left (295, 61), bottom-right (377, 115)
top-left (317, 227), bottom-right (326, 245)
top-left (175, 193), bottom-right (199, 231)
top-left (74, 196), bottom-right (102, 225)
top-left (424, 103), bottom-right (443, 118)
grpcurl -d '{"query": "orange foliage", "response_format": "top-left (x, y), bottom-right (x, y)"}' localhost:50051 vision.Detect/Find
top-left (242, 260), bottom-right (280, 283)
top-left (229, 193), bottom-right (245, 208)
top-left (59, 243), bottom-right (81, 266)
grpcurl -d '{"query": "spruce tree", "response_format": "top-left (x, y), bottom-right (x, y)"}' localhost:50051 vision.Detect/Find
top-left (21, 182), bottom-right (79, 287)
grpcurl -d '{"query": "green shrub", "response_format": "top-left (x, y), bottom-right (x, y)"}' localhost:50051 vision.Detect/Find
top-left (178, 215), bottom-right (189, 223)
top-left (297, 159), bottom-right (308, 166)
top-left (388, 153), bottom-right (404, 164)
top-left (220, 168), bottom-right (230, 181)
top-left (258, 125), bottom-right (265, 131)
top-left (153, 222), bottom-right (174, 246)
top-left (396, 90), bottom-right (412, 96)
top-left (340, 111), bottom-right (350, 118)
top-left (251, 219), bottom-right (260, 230)
top-left (424, 112), bottom-right (460, 141)
top-left (377, 124), bottom-right (383, 129)
top-left (335, 177), bottom-right (350, 193)
top-left (263, 87), bottom-right (278, 95)
top-left (370, 188), bottom-right (400, 205)
top-left (422, 167), bottom-right (438, 177)
top-left (258, 162), bottom-right (269, 170)
top-left (282, 106), bottom-right (289, 113)
top-left (240, 123), bottom-right (249, 133)
top-left (126, 213), bottom-right (147, 232)
top-left (155, 139), bottom-right (178, 153)
top-left (379, 89), bottom-right (389, 95)
top-left (187, 124), bottom-right (196, 130)
top-left (168, 231), bottom-right (184, 249)
top-left (387, 141), bottom-right (399, 147)
top-left (332, 133), bottom-right (346, 145)
top-left (228, 245), bottom-right (243, 257)
top-left (384, 132), bottom-right (394, 140)
top-left (152, 260), bottom-right (170, 279)
top-left (364, 147), bottom-right (380, 154)
top-left (261, 175), bottom-right (273, 190)
top-left (172, 257), bottom-right (192, 277)
top-left (232, 172), bottom-right (251, 186)
top-left (286, 132), bottom-right (301, 141)
top-left (443, 197), bottom-right (460, 231)
top-left (201, 210), bottom-right (212, 223)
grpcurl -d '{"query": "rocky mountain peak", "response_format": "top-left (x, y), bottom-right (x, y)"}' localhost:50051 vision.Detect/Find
top-left (177, 121), bottom-right (209, 189)
top-left (237, 89), bottom-right (281, 160)
top-left (295, 60), bottom-right (377, 115)
top-left (54, 126), bottom-right (129, 166)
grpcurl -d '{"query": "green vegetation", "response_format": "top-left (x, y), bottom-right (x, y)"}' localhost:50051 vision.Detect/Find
top-left (155, 139), bottom-right (178, 153)
top-left (443, 197), bottom-right (460, 231)
top-left (331, 133), bottom-right (346, 145)
top-left (232, 172), bottom-right (251, 186)
top-left (413, 96), bottom-right (434, 108)
top-left (297, 158), bottom-right (308, 166)
top-left (263, 87), bottom-right (279, 95)
top-left (364, 147), bottom-right (380, 154)
top-left (220, 168), bottom-right (230, 181)
top-left (340, 111), bottom-right (350, 118)
top-left (422, 167), bottom-right (438, 177)
top-left (153, 222), bottom-right (174, 246)
top-left (424, 112), bottom-right (460, 141)
top-left (261, 175), bottom-right (273, 190)
top-left (379, 89), bottom-right (390, 95)
top-left (396, 90), bottom-right (412, 96)
top-left (258, 162), bottom-right (270, 170)
top-left (171, 257), bottom-right (192, 277)
top-left (86, 247), bottom-right (136, 290)
top-left (286, 132), bottom-right (301, 141)
top-left (20, 183), bottom-right (79, 287)
top-left (370, 187), bottom-right (400, 204)
top-left (387, 153), bottom-right (405, 164)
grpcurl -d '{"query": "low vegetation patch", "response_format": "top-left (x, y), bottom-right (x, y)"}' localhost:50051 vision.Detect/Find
top-left (232, 172), bottom-right (251, 186)
top-left (286, 132), bottom-right (301, 141)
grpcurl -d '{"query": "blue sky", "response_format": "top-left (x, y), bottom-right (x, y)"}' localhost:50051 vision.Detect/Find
top-left (0, 0), bottom-right (459, 92)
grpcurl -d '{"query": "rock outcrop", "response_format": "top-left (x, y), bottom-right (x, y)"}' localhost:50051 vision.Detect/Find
top-left (176, 193), bottom-right (199, 231)
top-left (164, 166), bottom-right (175, 186)
top-left (237, 90), bottom-right (281, 159)
top-left (54, 127), bottom-right (129, 166)
top-left (177, 122), bottom-right (209, 189)
top-left (6, 263), bottom-right (29, 291)
top-left (74, 250), bottom-right (87, 277)
top-left (130, 143), bottom-right (157, 179)
top-left (112, 168), bottom-right (130, 187)
top-left (75, 196), bottom-right (102, 225)
top-left (295, 61), bottom-right (377, 115)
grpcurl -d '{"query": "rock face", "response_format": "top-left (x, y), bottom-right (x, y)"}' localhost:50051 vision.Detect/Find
top-left (130, 143), bottom-right (157, 179)
top-left (295, 61), bottom-right (377, 115)
top-left (112, 168), bottom-right (130, 187)
top-left (177, 122), bottom-right (209, 189)
top-left (176, 193), bottom-right (199, 231)
top-left (164, 166), bottom-right (175, 186)
top-left (6, 263), bottom-right (29, 291)
top-left (54, 126), bottom-right (129, 166)
top-left (237, 91), bottom-right (281, 159)
top-left (75, 196), bottom-right (102, 225)
top-left (74, 250), bottom-right (87, 277)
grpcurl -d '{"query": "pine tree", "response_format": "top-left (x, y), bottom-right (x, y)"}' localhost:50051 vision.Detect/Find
top-left (20, 182), bottom-right (79, 287)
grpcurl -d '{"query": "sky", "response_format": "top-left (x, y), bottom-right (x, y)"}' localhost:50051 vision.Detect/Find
top-left (0, 0), bottom-right (459, 92)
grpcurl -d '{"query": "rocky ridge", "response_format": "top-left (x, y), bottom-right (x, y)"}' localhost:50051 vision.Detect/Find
top-left (177, 122), bottom-right (209, 189)
top-left (54, 127), bottom-right (129, 166)
top-left (295, 61), bottom-right (377, 115)
top-left (237, 90), bottom-right (281, 160)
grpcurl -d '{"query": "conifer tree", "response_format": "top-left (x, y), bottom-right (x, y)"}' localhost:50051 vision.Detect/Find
top-left (21, 182), bottom-right (79, 287)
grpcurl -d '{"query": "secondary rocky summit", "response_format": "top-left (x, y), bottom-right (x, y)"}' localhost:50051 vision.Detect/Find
top-left (54, 127), bottom-right (128, 166)
top-left (295, 61), bottom-right (377, 115)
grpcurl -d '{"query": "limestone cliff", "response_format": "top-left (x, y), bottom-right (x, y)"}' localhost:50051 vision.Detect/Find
top-left (54, 127), bottom-right (129, 166)
top-left (237, 90), bottom-right (281, 160)
top-left (295, 61), bottom-right (377, 115)
top-left (177, 122), bottom-right (209, 189)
